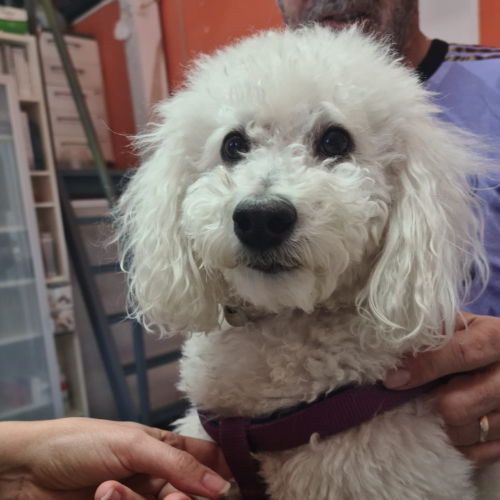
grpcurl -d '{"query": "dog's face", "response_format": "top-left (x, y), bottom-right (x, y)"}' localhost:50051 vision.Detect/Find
top-left (180, 58), bottom-right (396, 314)
top-left (117, 27), bottom-right (485, 346)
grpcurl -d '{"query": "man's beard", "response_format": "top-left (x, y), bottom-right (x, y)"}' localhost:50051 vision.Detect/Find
top-left (293, 0), bottom-right (418, 57)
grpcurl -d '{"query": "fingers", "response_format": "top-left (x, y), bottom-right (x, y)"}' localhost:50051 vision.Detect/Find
top-left (446, 410), bottom-right (500, 447)
top-left (116, 432), bottom-right (230, 498)
top-left (159, 483), bottom-right (193, 500)
top-left (122, 474), bottom-right (169, 496)
top-left (164, 493), bottom-right (192, 500)
top-left (426, 363), bottom-right (500, 427)
top-left (384, 313), bottom-right (500, 390)
top-left (153, 433), bottom-right (231, 480)
top-left (422, 364), bottom-right (500, 454)
top-left (458, 440), bottom-right (500, 467)
top-left (95, 481), bottom-right (151, 500)
top-left (115, 422), bottom-right (173, 443)
top-left (116, 424), bottom-right (230, 479)
top-left (96, 480), bottom-right (193, 500)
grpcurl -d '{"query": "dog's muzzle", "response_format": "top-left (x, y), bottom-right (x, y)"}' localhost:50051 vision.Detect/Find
top-left (233, 197), bottom-right (297, 252)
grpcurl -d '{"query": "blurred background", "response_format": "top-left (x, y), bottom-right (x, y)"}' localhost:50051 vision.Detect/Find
top-left (0, 0), bottom-right (498, 427)
top-left (33, 0), bottom-right (500, 171)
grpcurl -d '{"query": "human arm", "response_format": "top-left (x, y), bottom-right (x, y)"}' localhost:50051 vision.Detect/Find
top-left (384, 312), bottom-right (500, 465)
top-left (0, 417), bottom-right (231, 500)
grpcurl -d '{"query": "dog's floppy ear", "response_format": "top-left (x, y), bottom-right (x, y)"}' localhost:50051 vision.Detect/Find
top-left (357, 117), bottom-right (488, 349)
top-left (114, 102), bottom-right (222, 334)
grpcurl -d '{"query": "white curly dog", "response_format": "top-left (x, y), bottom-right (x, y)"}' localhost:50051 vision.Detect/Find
top-left (115, 26), bottom-right (499, 500)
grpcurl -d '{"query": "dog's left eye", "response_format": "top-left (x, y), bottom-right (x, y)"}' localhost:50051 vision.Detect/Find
top-left (318, 127), bottom-right (352, 158)
top-left (221, 133), bottom-right (250, 162)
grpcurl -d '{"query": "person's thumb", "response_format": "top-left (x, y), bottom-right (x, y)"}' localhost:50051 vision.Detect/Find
top-left (383, 337), bottom-right (466, 390)
top-left (119, 433), bottom-right (230, 498)
top-left (383, 313), bottom-right (500, 390)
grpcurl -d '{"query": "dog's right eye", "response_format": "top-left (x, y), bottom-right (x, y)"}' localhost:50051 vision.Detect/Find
top-left (317, 126), bottom-right (352, 158)
top-left (221, 133), bottom-right (249, 162)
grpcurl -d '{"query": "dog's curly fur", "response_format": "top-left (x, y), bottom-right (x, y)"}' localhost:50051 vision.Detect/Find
top-left (114, 26), bottom-right (499, 499)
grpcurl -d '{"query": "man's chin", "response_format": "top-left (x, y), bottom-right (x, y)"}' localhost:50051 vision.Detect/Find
top-left (319, 17), bottom-right (367, 30)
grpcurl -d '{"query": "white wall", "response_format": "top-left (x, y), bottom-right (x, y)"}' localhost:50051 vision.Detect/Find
top-left (419, 0), bottom-right (479, 44)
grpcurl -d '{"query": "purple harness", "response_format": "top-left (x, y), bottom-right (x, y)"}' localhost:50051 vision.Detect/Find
top-left (199, 381), bottom-right (439, 500)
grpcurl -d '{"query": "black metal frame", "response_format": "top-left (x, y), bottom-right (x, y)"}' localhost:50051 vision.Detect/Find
top-left (55, 0), bottom-right (103, 22)
top-left (37, 0), bottom-right (188, 426)
top-left (58, 173), bottom-right (137, 421)
top-left (58, 171), bottom-right (187, 425)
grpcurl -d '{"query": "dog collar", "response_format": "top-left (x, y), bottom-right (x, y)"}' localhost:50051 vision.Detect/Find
top-left (223, 306), bottom-right (270, 327)
top-left (199, 381), bottom-right (440, 500)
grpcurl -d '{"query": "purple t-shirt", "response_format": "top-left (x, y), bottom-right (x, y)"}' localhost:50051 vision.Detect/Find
top-left (418, 40), bottom-right (500, 317)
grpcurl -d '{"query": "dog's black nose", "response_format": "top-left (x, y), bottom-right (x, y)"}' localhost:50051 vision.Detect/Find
top-left (233, 198), bottom-right (297, 251)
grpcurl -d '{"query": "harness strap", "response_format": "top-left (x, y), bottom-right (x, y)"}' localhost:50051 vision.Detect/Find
top-left (200, 381), bottom-right (440, 500)
top-left (219, 417), bottom-right (267, 500)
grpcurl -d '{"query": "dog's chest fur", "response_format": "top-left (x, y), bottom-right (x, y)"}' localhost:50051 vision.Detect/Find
top-left (179, 309), bottom-right (399, 417)
top-left (177, 310), bottom-right (477, 500)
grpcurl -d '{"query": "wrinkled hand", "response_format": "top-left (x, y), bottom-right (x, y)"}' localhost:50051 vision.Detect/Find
top-left (384, 312), bottom-right (500, 466)
top-left (0, 417), bottom-right (231, 500)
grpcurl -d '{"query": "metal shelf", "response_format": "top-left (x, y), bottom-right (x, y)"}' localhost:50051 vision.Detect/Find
top-left (151, 400), bottom-right (190, 428)
top-left (65, 407), bottom-right (86, 418)
top-left (45, 275), bottom-right (68, 285)
top-left (123, 350), bottom-right (182, 376)
top-left (76, 216), bottom-right (112, 225)
top-left (0, 401), bottom-right (51, 420)
top-left (0, 225), bottom-right (25, 233)
top-left (20, 96), bottom-right (41, 104)
top-left (58, 169), bottom-right (131, 199)
top-left (0, 332), bottom-right (41, 347)
top-left (91, 262), bottom-right (120, 274)
top-left (0, 278), bottom-right (34, 289)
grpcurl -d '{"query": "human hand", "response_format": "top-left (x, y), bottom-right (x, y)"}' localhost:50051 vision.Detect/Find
top-left (384, 312), bottom-right (500, 466)
top-left (0, 417), bottom-right (231, 500)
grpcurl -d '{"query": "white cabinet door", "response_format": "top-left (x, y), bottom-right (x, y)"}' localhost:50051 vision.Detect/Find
top-left (0, 75), bottom-right (62, 420)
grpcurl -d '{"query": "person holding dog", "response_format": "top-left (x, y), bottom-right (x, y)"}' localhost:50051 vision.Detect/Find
top-left (276, 0), bottom-right (500, 467)
top-left (0, 3), bottom-right (499, 500)
top-left (0, 417), bottom-right (230, 500)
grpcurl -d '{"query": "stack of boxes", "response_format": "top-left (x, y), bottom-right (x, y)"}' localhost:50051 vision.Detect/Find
top-left (39, 32), bottom-right (114, 169)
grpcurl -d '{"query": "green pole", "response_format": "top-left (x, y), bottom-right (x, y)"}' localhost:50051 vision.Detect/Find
top-left (39, 0), bottom-right (116, 206)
